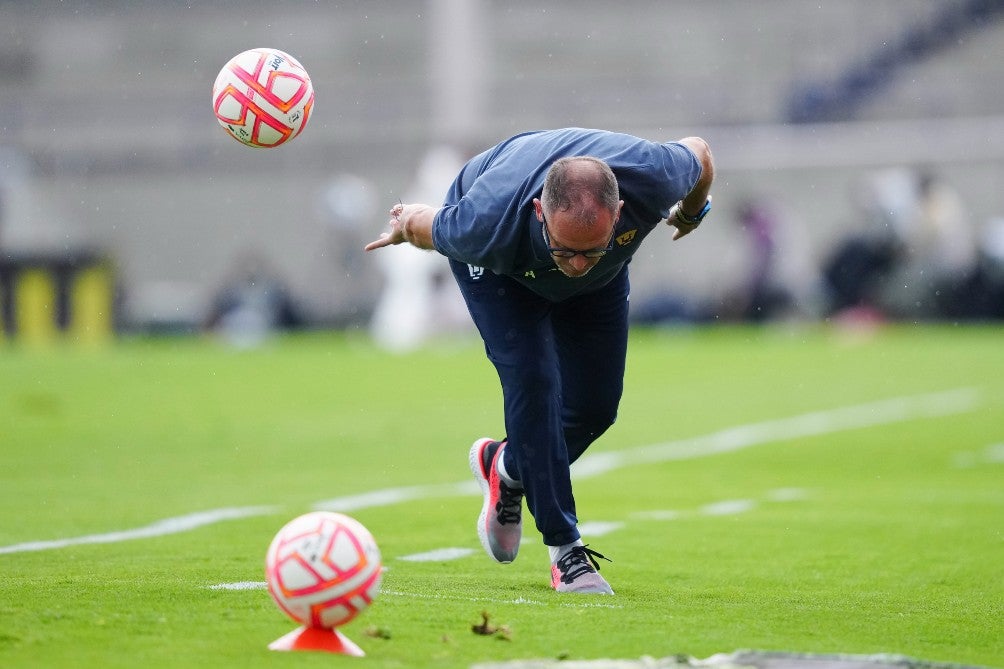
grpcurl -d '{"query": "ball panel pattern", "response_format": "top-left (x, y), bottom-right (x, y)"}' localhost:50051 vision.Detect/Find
top-left (265, 512), bottom-right (381, 629)
top-left (212, 48), bottom-right (314, 148)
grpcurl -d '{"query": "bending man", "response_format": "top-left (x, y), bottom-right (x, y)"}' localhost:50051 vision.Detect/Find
top-left (366, 128), bottom-right (714, 594)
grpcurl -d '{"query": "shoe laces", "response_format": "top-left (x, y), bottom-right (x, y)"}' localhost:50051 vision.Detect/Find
top-left (485, 440), bottom-right (522, 525)
top-left (495, 480), bottom-right (523, 525)
top-left (554, 545), bottom-right (611, 585)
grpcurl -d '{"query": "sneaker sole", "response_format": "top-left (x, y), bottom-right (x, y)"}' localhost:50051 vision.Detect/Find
top-left (550, 566), bottom-right (615, 594)
top-left (555, 582), bottom-right (615, 595)
top-left (468, 438), bottom-right (518, 564)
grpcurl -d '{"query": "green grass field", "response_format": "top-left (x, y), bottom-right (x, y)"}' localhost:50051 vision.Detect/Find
top-left (1, 325), bottom-right (1002, 669)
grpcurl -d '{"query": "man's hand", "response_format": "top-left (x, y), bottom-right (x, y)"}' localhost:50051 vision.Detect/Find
top-left (364, 203), bottom-right (407, 251)
top-left (669, 218), bottom-right (700, 241)
top-left (667, 199), bottom-right (709, 241)
top-left (364, 202), bottom-right (438, 251)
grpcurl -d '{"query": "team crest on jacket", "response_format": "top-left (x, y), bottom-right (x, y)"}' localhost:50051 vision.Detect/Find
top-left (616, 229), bottom-right (637, 246)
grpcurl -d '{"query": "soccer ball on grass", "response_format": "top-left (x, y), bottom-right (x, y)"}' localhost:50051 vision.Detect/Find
top-left (265, 511), bottom-right (382, 629)
top-left (212, 47), bottom-right (314, 148)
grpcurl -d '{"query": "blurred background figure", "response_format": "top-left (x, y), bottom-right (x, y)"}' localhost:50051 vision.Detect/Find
top-left (873, 169), bottom-right (978, 319)
top-left (823, 168), bottom-right (981, 322)
top-left (890, 170), bottom-right (979, 319)
top-left (203, 249), bottom-right (304, 348)
top-left (319, 172), bottom-right (380, 324)
top-left (821, 168), bottom-right (918, 321)
top-left (0, 166), bottom-right (5, 253)
top-left (719, 196), bottom-right (822, 322)
top-left (961, 217), bottom-right (1004, 320)
top-left (823, 167), bottom-right (979, 321)
top-left (368, 144), bottom-right (473, 352)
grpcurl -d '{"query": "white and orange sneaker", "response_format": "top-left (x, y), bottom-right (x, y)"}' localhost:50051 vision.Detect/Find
top-left (469, 438), bottom-right (523, 563)
top-left (550, 545), bottom-right (614, 594)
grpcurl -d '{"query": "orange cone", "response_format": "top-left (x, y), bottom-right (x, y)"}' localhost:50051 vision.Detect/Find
top-left (268, 626), bottom-right (365, 656)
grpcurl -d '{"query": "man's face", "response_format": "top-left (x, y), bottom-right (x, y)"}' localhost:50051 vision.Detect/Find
top-left (534, 199), bottom-right (621, 278)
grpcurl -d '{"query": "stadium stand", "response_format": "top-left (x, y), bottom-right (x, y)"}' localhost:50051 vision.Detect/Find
top-left (0, 1), bottom-right (1001, 331)
top-left (787, 0), bottom-right (1004, 123)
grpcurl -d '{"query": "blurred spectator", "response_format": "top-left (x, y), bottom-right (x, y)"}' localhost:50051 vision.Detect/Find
top-left (204, 250), bottom-right (303, 347)
top-left (877, 169), bottom-right (978, 319)
top-left (822, 168), bottom-right (913, 320)
top-left (719, 196), bottom-right (821, 322)
top-left (319, 172), bottom-right (380, 323)
top-left (964, 218), bottom-right (1004, 319)
top-left (823, 168), bottom-right (981, 321)
top-left (368, 144), bottom-right (473, 352)
top-left (0, 153), bottom-right (8, 255)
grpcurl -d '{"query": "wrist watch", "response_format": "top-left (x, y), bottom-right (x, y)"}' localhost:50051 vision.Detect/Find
top-left (674, 198), bottom-right (712, 226)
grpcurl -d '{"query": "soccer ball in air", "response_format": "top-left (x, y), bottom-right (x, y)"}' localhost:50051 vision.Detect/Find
top-left (212, 47), bottom-right (314, 148)
top-left (265, 511), bottom-right (382, 629)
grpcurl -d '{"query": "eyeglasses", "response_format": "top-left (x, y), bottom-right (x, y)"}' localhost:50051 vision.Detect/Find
top-left (541, 215), bottom-right (615, 259)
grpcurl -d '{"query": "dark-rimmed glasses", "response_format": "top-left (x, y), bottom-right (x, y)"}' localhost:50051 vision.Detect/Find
top-left (541, 214), bottom-right (615, 259)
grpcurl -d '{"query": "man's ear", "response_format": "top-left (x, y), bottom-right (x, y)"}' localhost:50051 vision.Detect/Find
top-left (532, 198), bottom-right (544, 222)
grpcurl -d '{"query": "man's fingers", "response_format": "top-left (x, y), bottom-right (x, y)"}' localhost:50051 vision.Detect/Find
top-left (364, 233), bottom-right (392, 252)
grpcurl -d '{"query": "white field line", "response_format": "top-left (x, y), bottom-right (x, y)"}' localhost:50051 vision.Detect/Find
top-left (953, 441), bottom-right (1004, 468)
top-left (314, 387), bottom-right (979, 510)
top-left (569, 387), bottom-right (980, 479)
top-left (0, 506), bottom-right (278, 555)
top-left (314, 481), bottom-right (477, 512)
top-left (379, 589), bottom-right (624, 609)
top-left (0, 388), bottom-right (979, 556)
top-left (575, 521), bottom-right (625, 537)
top-left (209, 581), bottom-right (267, 591)
top-left (209, 488), bottom-right (793, 591)
top-left (205, 582), bottom-right (624, 609)
top-left (700, 499), bottom-right (757, 516)
top-left (397, 547), bottom-right (477, 562)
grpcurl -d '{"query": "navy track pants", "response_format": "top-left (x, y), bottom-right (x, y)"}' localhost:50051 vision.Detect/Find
top-left (450, 259), bottom-right (630, 546)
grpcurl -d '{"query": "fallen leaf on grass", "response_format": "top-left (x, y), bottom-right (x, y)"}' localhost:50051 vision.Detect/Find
top-left (470, 611), bottom-right (511, 641)
top-left (364, 625), bottom-right (391, 640)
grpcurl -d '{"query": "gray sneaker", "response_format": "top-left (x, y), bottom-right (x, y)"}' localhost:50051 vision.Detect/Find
top-left (469, 438), bottom-right (523, 563)
top-left (550, 545), bottom-right (614, 594)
